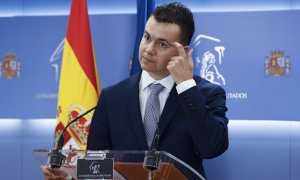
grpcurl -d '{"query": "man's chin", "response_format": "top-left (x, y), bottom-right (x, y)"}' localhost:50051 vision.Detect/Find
top-left (140, 64), bottom-right (151, 71)
top-left (140, 66), bottom-right (153, 74)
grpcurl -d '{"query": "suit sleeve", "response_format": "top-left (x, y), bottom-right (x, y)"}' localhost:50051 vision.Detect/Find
top-left (178, 83), bottom-right (229, 159)
top-left (87, 89), bottom-right (112, 150)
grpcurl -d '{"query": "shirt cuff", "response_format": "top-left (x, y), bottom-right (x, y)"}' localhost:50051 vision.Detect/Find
top-left (176, 79), bottom-right (196, 94)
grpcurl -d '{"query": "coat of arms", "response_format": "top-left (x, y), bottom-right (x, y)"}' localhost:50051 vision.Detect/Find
top-left (265, 50), bottom-right (290, 76)
top-left (0, 53), bottom-right (21, 79)
top-left (55, 104), bottom-right (92, 150)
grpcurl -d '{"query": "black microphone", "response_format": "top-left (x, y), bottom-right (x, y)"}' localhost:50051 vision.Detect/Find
top-left (48, 106), bottom-right (97, 168)
top-left (143, 105), bottom-right (161, 172)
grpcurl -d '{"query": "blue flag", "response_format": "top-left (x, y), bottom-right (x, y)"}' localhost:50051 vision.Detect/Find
top-left (130, 0), bottom-right (155, 76)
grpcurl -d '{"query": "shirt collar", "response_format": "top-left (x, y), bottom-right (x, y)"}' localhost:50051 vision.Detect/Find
top-left (140, 70), bottom-right (175, 91)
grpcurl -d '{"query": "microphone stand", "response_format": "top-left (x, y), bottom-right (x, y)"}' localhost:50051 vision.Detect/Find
top-left (143, 105), bottom-right (161, 176)
top-left (143, 131), bottom-right (161, 171)
top-left (48, 106), bottom-right (97, 168)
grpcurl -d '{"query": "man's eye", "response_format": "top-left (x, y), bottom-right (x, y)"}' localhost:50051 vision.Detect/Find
top-left (144, 34), bottom-right (150, 40)
top-left (159, 42), bottom-right (168, 48)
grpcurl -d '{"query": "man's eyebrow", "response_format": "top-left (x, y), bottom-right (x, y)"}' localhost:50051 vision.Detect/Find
top-left (144, 30), bottom-right (172, 45)
top-left (144, 31), bottom-right (150, 36)
top-left (158, 38), bottom-right (171, 45)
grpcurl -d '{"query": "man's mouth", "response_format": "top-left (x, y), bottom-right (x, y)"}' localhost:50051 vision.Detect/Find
top-left (143, 54), bottom-right (153, 62)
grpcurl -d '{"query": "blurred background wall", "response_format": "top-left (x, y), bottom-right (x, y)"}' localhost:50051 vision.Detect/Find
top-left (0, 0), bottom-right (299, 179)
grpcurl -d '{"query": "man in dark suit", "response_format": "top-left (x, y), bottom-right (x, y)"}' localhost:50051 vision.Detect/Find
top-left (87, 2), bottom-right (228, 179)
top-left (42, 2), bottom-right (228, 179)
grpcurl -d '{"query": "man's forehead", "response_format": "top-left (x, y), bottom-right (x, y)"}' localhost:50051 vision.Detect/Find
top-left (145, 17), bottom-right (180, 42)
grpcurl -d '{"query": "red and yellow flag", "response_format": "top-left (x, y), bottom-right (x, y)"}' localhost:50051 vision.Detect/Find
top-left (54, 0), bottom-right (101, 150)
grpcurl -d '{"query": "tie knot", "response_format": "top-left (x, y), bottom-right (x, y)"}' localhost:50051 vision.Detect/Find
top-left (149, 83), bottom-right (164, 96)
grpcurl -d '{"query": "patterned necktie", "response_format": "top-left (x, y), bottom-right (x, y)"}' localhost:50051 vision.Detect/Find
top-left (144, 83), bottom-right (164, 148)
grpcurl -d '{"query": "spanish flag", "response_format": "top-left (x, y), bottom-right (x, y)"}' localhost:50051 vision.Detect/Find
top-left (54, 0), bottom-right (101, 150)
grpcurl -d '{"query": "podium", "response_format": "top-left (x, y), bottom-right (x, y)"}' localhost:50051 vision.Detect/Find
top-left (34, 149), bottom-right (205, 180)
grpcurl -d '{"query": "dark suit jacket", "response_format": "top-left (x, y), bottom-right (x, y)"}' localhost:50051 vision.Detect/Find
top-left (87, 72), bottom-right (229, 178)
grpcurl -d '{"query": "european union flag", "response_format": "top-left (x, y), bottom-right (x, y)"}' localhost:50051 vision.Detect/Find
top-left (130, 0), bottom-right (155, 76)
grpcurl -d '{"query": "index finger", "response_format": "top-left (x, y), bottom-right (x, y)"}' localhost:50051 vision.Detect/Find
top-left (172, 42), bottom-right (187, 58)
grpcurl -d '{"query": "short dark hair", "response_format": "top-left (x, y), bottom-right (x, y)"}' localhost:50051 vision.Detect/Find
top-left (152, 2), bottom-right (195, 46)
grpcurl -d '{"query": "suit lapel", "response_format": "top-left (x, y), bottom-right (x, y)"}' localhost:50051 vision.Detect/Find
top-left (123, 73), bottom-right (148, 149)
top-left (159, 84), bottom-right (180, 138)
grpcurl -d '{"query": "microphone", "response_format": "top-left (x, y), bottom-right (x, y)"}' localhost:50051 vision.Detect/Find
top-left (143, 105), bottom-right (161, 172)
top-left (48, 106), bottom-right (97, 168)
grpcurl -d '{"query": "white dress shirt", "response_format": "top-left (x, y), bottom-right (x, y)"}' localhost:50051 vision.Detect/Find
top-left (139, 70), bottom-right (196, 122)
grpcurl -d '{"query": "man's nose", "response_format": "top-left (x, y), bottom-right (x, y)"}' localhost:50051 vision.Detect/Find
top-left (146, 42), bottom-right (155, 54)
